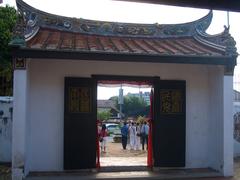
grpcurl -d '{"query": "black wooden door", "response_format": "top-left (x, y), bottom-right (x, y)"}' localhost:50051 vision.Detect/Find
top-left (153, 80), bottom-right (186, 167)
top-left (64, 77), bottom-right (97, 170)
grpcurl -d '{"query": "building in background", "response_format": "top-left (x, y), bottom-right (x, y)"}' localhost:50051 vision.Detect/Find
top-left (97, 100), bottom-right (123, 121)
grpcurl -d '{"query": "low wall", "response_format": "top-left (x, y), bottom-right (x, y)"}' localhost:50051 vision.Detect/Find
top-left (0, 97), bottom-right (13, 163)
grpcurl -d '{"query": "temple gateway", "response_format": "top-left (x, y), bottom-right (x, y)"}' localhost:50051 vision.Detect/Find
top-left (10, 0), bottom-right (238, 179)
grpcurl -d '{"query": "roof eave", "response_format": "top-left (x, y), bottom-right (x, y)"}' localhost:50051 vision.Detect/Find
top-left (11, 46), bottom-right (234, 66)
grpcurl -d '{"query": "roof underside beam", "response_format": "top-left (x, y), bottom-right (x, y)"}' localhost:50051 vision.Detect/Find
top-left (11, 47), bottom-right (234, 66)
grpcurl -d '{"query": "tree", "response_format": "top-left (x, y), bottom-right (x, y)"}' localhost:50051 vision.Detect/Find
top-left (97, 110), bottom-right (112, 121)
top-left (0, 5), bottom-right (18, 96)
top-left (110, 95), bottom-right (149, 118)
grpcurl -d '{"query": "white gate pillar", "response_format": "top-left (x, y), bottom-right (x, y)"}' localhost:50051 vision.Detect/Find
top-left (12, 58), bottom-right (28, 180)
top-left (222, 75), bottom-right (234, 176)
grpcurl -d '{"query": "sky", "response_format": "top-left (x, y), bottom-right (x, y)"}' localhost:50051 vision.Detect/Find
top-left (1, 0), bottom-right (240, 99)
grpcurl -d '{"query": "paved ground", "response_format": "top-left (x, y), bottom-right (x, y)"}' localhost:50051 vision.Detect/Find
top-left (2, 142), bottom-right (240, 179)
top-left (100, 138), bottom-right (147, 157)
top-left (100, 140), bottom-right (147, 166)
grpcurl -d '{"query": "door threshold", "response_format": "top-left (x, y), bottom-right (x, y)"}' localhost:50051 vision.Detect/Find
top-left (99, 165), bottom-right (150, 172)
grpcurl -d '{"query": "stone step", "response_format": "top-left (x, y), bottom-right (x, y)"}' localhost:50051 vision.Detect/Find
top-left (25, 168), bottom-right (222, 180)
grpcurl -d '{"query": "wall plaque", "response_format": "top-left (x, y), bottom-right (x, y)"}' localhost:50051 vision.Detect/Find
top-left (69, 87), bottom-right (91, 113)
top-left (160, 89), bottom-right (183, 114)
top-left (13, 58), bottom-right (26, 70)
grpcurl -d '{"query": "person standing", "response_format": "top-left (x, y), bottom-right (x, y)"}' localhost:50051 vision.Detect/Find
top-left (121, 122), bottom-right (128, 150)
top-left (99, 124), bottom-right (108, 153)
top-left (141, 121), bottom-right (149, 150)
top-left (129, 122), bottom-right (136, 150)
top-left (135, 122), bottom-right (141, 150)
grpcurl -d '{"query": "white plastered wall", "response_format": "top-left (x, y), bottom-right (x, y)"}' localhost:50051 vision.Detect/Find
top-left (208, 67), bottom-right (233, 176)
top-left (208, 67), bottom-right (224, 172)
top-left (0, 99), bottom-right (12, 162)
top-left (12, 64), bottom-right (30, 179)
top-left (25, 59), bottom-right (228, 173)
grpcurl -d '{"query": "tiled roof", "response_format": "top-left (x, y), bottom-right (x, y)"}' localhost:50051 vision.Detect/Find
top-left (10, 0), bottom-right (238, 74)
top-left (26, 28), bottom-right (224, 56)
top-left (97, 100), bottom-right (124, 116)
top-left (97, 100), bottom-right (115, 108)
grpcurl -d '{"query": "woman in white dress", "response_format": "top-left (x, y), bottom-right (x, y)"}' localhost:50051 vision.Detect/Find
top-left (129, 122), bottom-right (136, 150)
top-left (135, 122), bottom-right (141, 150)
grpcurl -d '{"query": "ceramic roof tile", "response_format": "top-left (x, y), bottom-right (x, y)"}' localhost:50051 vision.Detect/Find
top-left (75, 35), bottom-right (88, 50)
top-left (44, 31), bottom-right (61, 50)
top-left (133, 39), bottom-right (158, 54)
top-left (26, 28), bottom-right (226, 57)
top-left (60, 32), bottom-right (74, 49)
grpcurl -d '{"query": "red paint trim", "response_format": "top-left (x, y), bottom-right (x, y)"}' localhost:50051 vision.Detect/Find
top-left (96, 120), bottom-right (100, 168)
top-left (147, 90), bottom-right (153, 168)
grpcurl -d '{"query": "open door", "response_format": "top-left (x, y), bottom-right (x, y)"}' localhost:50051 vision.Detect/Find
top-left (153, 80), bottom-right (186, 167)
top-left (64, 77), bottom-right (97, 170)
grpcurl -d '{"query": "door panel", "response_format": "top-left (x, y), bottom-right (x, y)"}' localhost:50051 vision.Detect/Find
top-left (64, 77), bottom-right (97, 170)
top-left (153, 80), bottom-right (186, 167)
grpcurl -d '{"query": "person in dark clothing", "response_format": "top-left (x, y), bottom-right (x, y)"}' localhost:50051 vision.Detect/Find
top-left (121, 122), bottom-right (129, 150)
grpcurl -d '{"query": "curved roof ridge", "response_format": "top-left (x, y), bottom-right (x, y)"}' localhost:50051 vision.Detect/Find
top-left (196, 26), bottom-right (229, 38)
top-left (16, 0), bottom-right (213, 39)
top-left (195, 26), bottom-right (238, 56)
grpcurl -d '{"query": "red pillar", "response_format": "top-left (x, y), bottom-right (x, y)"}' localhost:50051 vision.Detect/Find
top-left (147, 90), bottom-right (153, 168)
top-left (96, 120), bottom-right (100, 168)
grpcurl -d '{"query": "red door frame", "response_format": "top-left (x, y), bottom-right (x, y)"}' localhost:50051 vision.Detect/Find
top-left (92, 75), bottom-right (159, 168)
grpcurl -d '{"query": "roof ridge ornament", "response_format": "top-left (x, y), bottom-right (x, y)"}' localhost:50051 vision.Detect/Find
top-left (16, 0), bottom-right (213, 38)
top-left (195, 24), bottom-right (238, 57)
top-left (222, 25), bottom-right (238, 57)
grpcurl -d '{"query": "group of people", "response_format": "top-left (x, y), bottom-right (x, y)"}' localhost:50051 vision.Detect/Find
top-left (98, 121), bottom-right (149, 153)
top-left (121, 121), bottom-right (149, 151)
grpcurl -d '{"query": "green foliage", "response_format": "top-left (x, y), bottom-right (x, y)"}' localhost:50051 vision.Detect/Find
top-left (123, 95), bottom-right (147, 117)
top-left (110, 94), bottom-right (149, 118)
top-left (0, 5), bottom-right (17, 67)
top-left (97, 110), bottom-right (112, 121)
top-left (0, 5), bottom-right (17, 96)
top-left (109, 96), bottom-right (118, 104)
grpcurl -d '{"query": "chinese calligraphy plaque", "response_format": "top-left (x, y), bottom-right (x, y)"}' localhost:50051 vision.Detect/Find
top-left (160, 89), bottom-right (183, 114)
top-left (69, 87), bottom-right (91, 113)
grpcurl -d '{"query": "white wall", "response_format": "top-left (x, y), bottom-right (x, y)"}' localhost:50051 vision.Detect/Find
top-left (26, 59), bottom-right (224, 172)
top-left (223, 76), bottom-right (233, 176)
top-left (234, 140), bottom-right (240, 157)
top-left (208, 67), bottom-right (224, 171)
top-left (0, 98), bottom-right (13, 162)
top-left (12, 68), bottom-right (29, 180)
top-left (208, 68), bottom-right (234, 176)
top-left (233, 102), bottom-right (240, 157)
